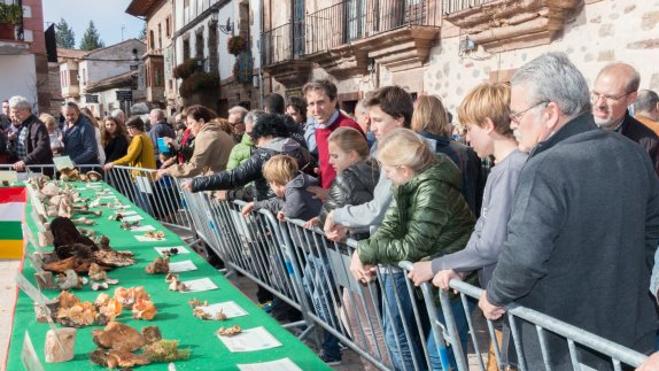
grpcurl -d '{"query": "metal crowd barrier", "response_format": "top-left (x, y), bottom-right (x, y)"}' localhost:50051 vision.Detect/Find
top-left (6, 164), bottom-right (194, 234)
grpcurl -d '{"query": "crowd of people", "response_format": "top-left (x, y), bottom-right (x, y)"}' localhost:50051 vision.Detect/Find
top-left (2, 51), bottom-right (659, 370)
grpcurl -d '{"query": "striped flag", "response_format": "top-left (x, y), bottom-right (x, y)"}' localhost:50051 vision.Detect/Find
top-left (0, 187), bottom-right (26, 259)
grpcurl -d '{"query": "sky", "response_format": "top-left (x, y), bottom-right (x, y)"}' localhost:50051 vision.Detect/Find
top-left (43, 0), bottom-right (145, 48)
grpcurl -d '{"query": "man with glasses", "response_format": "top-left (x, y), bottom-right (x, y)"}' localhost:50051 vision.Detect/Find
top-left (478, 53), bottom-right (658, 370)
top-left (592, 63), bottom-right (659, 174)
top-left (228, 105), bottom-right (248, 143)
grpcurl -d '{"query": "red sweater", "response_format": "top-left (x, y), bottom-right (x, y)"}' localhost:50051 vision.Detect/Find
top-left (315, 112), bottom-right (363, 188)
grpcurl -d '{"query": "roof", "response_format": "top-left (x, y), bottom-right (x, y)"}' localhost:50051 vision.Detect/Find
top-left (83, 39), bottom-right (145, 59)
top-left (85, 70), bottom-right (136, 93)
top-left (57, 48), bottom-right (88, 61)
top-left (126, 0), bottom-right (164, 17)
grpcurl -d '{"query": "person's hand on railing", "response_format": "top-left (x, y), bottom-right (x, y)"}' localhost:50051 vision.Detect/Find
top-left (213, 190), bottom-right (228, 201)
top-left (350, 251), bottom-right (376, 284)
top-left (103, 162), bottom-right (115, 171)
top-left (479, 291), bottom-right (506, 320)
top-left (181, 180), bottom-right (192, 192)
top-left (323, 211), bottom-right (348, 241)
top-left (408, 261), bottom-right (434, 286)
top-left (303, 217), bottom-right (320, 229)
top-left (277, 211), bottom-right (286, 221)
top-left (432, 269), bottom-right (464, 293)
top-left (155, 169), bottom-right (168, 181)
top-left (12, 160), bottom-right (25, 172)
top-left (306, 185), bottom-right (329, 202)
top-left (241, 202), bottom-right (255, 217)
top-left (636, 352), bottom-right (659, 371)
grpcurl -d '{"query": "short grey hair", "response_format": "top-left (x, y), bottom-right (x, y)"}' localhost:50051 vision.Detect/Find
top-left (634, 89), bottom-right (659, 113)
top-left (111, 109), bottom-right (125, 123)
top-left (244, 109), bottom-right (266, 125)
top-left (511, 52), bottom-right (590, 118)
top-left (8, 96), bottom-right (31, 111)
top-left (150, 108), bottom-right (165, 120)
top-left (228, 106), bottom-right (248, 120)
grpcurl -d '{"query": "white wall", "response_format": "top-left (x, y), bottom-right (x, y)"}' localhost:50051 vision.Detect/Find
top-left (218, 3), bottom-right (235, 80)
top-left (0, 54), bottom-right (38, 109)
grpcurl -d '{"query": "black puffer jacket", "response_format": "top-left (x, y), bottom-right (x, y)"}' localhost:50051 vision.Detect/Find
top-left (191, 137), bottom-right (311, 201)
top-left (319, 158), bottom-right (380, 238)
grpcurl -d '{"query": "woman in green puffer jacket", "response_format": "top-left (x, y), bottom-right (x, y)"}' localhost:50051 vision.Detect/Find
top-left (349, 128), bottom-right (475, 371)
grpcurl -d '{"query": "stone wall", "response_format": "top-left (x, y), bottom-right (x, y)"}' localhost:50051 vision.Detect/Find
top-left (423, 0), bottom-right (659, 113)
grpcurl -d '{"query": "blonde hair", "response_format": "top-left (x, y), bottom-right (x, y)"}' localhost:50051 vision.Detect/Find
top-left (328, 127), bottom-right (369, 159)
top-left (377, 128), bottom-right (436, 172)
top-left (411, 95), bottom-right (451, 137)
top-left (40, 113), bottom-right (57, 129)
top-left (458, 82), bottom-right (513, 137)
top-left (262, 155), bottom-right (298, 185)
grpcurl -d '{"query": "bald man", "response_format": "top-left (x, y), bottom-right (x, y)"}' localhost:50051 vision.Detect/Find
top-left (593, 63), bottom-right (659, 174)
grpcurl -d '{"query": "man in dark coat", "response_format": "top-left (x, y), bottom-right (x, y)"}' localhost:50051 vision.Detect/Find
top-left (592, 62), bottom-right (659, 175)
top-left (8, 96), bottom-right (53, 171)
top-left (479, 53), bottom-right (659, 370)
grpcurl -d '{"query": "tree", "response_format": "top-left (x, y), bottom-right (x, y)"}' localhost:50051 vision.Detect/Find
top-left (55, 18), bottom-right (75, 48)
top-left (79, 20), bottom-right (105, 51)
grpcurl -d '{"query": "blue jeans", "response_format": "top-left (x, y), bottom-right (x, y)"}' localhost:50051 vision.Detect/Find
top-left (302, 254), bottom-right (341, 359)
top-left (381, 272), bottom-right (427, 371)
top-left (426, 296), bottom-right (475, 370)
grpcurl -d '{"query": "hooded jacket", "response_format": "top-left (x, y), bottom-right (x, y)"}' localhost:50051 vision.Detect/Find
top-left (166, 121), bottom-right (234, 177)
top-left (357, 155), bottom-right (475, 265)
top-left (254, 171), bottom-right (322, 220)
top-left (191, 137), bottom-right (311, 200)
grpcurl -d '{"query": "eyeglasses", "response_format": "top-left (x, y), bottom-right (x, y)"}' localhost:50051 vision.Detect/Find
top-left (510, 101), bottom-right (548, 123)
top-left (590, 91), bottom-right (631, 104)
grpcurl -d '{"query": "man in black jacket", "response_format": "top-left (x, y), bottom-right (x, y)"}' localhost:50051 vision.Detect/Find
top-left (479, 53), bottom-right (659, 370)
top-left (8, 96), bottom-right (53, 172)
top-left (592, 62), bottom-right (659, 175)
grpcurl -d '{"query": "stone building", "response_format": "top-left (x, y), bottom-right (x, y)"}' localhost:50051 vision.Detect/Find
top-left (172, 0), bottom-right (261, 116)
top-left (126, 0), bottom-right (178, 115)
top-left (261, 0), bottom-right (659, 115)
top-left (0, 0), bottom-right (49, 112)
top-left (57, 47), bottom-right (88, 103)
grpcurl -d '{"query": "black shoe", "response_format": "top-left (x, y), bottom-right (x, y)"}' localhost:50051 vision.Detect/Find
top-left (320, 351), bottom-right (341, 366)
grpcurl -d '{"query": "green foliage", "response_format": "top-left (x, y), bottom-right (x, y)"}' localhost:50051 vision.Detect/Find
top-left (179, 71), bottom-right (219, 99)
top-left (55, 18), bottom-right (75, 48)
top-left (79, 21), bottom-right (105, 51)
top-left (0, 3), bottom-right (22, 24)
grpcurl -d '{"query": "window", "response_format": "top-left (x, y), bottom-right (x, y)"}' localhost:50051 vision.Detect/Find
top-left (149, 30), bottom-right (155, 50)
top-left (183, 38), bottom-right (190, 60)
top-left (166, 17), bottom-right (171, 37)
top-left (81, 68), bottom-right (86, 86)
top-left (158, 24), bottom-right (162, 50)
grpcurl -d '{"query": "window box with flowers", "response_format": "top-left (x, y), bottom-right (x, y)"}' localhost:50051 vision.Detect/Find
top-left (227, 35), bottom-right (246, 56)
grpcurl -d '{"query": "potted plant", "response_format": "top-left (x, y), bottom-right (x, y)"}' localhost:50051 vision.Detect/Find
top-left (227, 35), bottom-right (246, 56)
top-left (0, 3), bottom-right (22, 40)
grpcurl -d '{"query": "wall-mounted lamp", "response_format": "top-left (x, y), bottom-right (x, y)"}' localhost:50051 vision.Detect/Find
top-left (219, 17), bottom-right (234, 35)
top-left (459, 36), bottom-right (477, 54)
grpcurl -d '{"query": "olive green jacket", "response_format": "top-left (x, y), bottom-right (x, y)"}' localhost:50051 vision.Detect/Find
top-left (357, 155), bottom-right (475, 265)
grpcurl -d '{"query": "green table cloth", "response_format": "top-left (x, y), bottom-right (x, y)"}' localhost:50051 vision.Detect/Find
top-left (5, 181), bottom-right (330, 370)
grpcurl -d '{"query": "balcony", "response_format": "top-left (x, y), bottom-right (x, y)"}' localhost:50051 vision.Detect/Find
top-left (303, 0), bottom-right (440, 75)
top-left (261, 22), bottom-right (312, 88)
top-left (442, 0), bottom-right (583, 52)
top-left (0, 0), bottom-right (26, 53)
